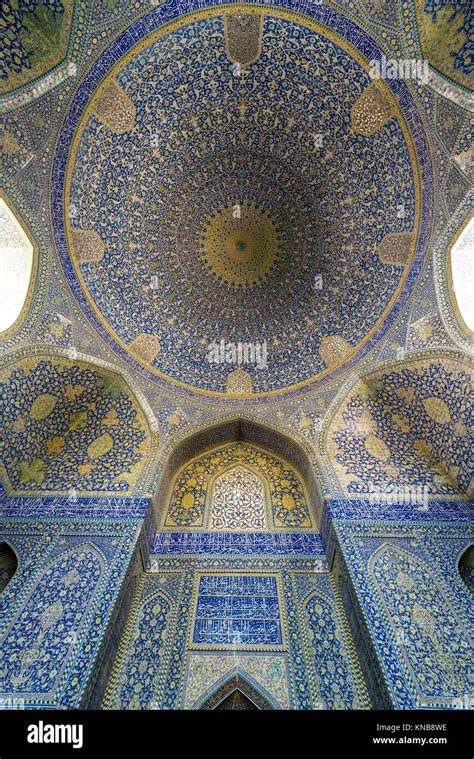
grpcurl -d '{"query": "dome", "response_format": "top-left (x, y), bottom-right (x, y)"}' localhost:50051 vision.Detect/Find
top-left (54, 7), bottom-right (430, 396)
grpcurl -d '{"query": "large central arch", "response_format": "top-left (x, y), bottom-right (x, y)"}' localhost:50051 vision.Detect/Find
top-left (150, 415), bottom-right (325, 529)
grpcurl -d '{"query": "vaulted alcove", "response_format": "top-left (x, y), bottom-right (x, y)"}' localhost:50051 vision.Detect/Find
top-left (1, 0), bottom-right (472, 719)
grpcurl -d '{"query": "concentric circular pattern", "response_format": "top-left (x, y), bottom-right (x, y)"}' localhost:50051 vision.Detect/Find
top-left (201, 203), bottom-right (280, 287)
top-left (65, 11), bottom-right (420, 395)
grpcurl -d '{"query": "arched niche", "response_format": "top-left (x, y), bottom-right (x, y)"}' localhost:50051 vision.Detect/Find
top-left (0, 541), bottom-right (18, 592)
top-left (303, 589), bottom-right (359, 709)
top-left (0, 543), bottom-right (103, 695)
top-left (322, 354), bottom-right (473, 499)
top-left (369, 542), bottom-right (471, 707)
top-left (213, 689), bottom-right (258, 710)
top-left (162, 441), bottom-right (313, 530)
top-left (209, 463), bottom-right (267, 530)
top-left (152, 416), bottom-right (323, 528)
top-left (458, 544), bottom-right (474, 594)
top-left (154, 419), bottom-right (322, 531)
top-left (1, 351), bottom-right (157, 495)
top-left (103, 589), bottom-right (173, 710)
top-left (0, 192), bottom-right (38, 339)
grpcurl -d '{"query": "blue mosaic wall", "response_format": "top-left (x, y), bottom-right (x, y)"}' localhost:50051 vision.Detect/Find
top-left (325, 357), bottom-right (473, 498)
top-left (321, 498), bottom-right (474, 710)
top-left (152, 531), bottom-right (324, 555)
top-left (0, 491), bottom-right (471, 710)
top-left (104, 543), bottom-right (369, 710)
top-left (0, 0), bottom-right (472, 716)
top-left (0, 356), bottom-right (154, 495)
top-left (0, 497), bottom-right (146, 708)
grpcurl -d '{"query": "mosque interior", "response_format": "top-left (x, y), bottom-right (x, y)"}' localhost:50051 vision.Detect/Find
top-left (0, 0), bottom-right (473, 710)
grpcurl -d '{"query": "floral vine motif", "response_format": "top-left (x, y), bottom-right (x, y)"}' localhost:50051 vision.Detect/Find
top-left (0, 545), bottom-right (101, 694)
top-left (371, 545), bottom-right (471, 702)
top-left (1, 358), bottom-right (151, 493)
top-left (165, 442), bottom-right (312, 529)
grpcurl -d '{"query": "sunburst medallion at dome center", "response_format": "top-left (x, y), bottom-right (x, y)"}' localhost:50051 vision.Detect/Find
top-left (201, 203), bottom-right (280, 287)
top-left (55, 7), bottom-right (430, 396)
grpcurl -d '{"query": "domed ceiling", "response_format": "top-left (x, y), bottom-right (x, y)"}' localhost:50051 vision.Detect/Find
top-left (53, 6), bottom-right (432, 397)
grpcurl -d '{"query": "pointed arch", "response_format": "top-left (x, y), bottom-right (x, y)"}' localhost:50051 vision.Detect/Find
top-left (206, 462), bottom-right (270, 530)
top-left (161, 439), bottom-right (314, 530)
top-left (0, 542), bottom-right (104, 697)
top-left (151, 413), bottom-right (323, 523)
top-left (213, 689), bottom-right (258, 709)
top-left (458, 544), bottom-right (474, 594)
top-left (368, 542), bottom-right (472, 707)
top-left (195, 667), bottom-right (280, 710)
top-left (0, 349), bottom-right (158, 496)
top-left (0, 541), bottom-right (18, 592)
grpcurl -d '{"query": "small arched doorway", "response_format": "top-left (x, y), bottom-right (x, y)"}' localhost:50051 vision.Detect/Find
top-left (198, 672), bottom-right (275, 710)
top-left (214, 690), bottom-right (258, 710)
top-left (459, 544), bottom-right (474, 594)
top-left (0, 541), bottom-right (18, 593)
